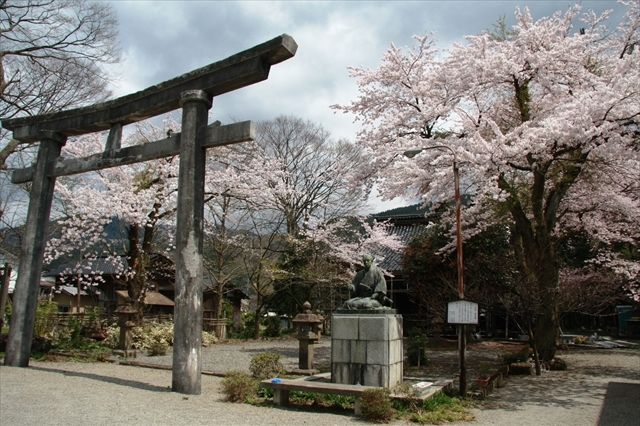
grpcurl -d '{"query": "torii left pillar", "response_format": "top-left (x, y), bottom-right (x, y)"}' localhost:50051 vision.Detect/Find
top-left (5, 132), bottom-right (66, 366)
top-left (171, 90), bottom-right (212, 394)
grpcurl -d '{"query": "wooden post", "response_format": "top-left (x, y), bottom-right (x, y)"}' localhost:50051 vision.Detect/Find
top-left (76, 273), bottom-right (81, 313)
top-left (5, 133), bottom-right (65, 366)
top-left (171, 90), bottom-right (211, 394)
top-left (0, 263), bottom-right (12, 330)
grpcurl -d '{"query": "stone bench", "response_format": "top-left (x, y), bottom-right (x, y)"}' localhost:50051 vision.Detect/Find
top-left (260, 377), bottom-right (452, 415)
top-left (261, 378), bottom-right (378, 414)
top-left (475, 365), bottom-right (509, 398)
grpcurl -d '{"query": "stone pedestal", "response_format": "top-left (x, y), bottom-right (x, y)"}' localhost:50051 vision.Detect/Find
top-left (331, 311), bottom-right (403, 388)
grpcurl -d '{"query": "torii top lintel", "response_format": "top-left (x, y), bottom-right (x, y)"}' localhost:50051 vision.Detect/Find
top-left (0, 34), bottom-right (298, 143)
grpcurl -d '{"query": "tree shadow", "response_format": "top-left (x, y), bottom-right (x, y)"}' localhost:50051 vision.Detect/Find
top-left (569, 349), bottom-right (640, 381)
top-left (480, 348), bottom-right (640, 414)
top-left (482, 373), bottom-right (607, 411)
top-left (241, 345), bottom-right (299, 358)
top-left (30, 365), bottom-right (169, 392)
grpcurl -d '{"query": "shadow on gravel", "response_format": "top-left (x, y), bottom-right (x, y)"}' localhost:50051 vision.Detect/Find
top-left (30, 366), bottom-right (169, 392)
top-left (571, 350), bottom-right (640, 381)
top-left (240, 345), bottom-right (299, 358)
top-left (481, 348), bottom-right (640, 413)
top-left (483, 373), bottom-right (606, 411)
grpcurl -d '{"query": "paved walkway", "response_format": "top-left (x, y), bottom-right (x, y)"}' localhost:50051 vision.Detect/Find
top-left (462, 348), bottom-right (640, 426)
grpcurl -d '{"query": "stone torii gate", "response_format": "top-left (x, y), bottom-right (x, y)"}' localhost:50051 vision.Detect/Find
top-left (1, 34), bottom-right (297, 394)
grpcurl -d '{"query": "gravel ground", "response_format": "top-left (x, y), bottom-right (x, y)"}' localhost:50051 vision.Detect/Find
top-left (1, 341), bottom-right (638, 425)
top-left (134, 338), bottom-right (333, 375)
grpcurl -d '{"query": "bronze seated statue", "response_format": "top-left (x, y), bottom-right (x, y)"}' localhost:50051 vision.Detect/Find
top-left (342, 254), bottom-right (393, 310)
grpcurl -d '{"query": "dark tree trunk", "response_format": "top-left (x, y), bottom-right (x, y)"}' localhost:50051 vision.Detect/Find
top-left (213, 289), bottom-right (224, 320)
top-left (528, 317), bottom-right (542, 375)
top-left (253, 293), bottom-right (263, 339)
top-left (498, 79), bottom-right (588, 365)
top-left (514, 236), bottom-right (560, 362)
top-left (530, 239), bottom-right (560, 362)
top-left (126, 225), bottom-right (145, 321)
top-left (253, 310), bottom-right (261, 339)
top-left (504, 181), bottom-right (561, 363)
top-left (534, 295), bottom-right (558, 362)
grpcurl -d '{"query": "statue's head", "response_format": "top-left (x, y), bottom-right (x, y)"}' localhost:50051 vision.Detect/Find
top-left (362, 254), bottom-right (374, 270)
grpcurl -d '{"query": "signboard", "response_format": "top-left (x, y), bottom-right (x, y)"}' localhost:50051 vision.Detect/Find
top-left (447, 300), bottom-right (478, 325)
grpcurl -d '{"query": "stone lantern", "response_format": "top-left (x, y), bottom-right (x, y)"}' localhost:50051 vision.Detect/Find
top-left (114, 304), bottom-right (138, 357)
top-left (292, 301), bottom-right (323, 370)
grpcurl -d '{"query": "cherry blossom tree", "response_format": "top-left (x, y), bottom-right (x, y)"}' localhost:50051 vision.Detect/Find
top-left (46, 113), bottom-right (390, 326)
top-left (202, 142), bottom-right (283, 321)
top-left (45, 119), bottom-right (180, 319)
top-left (302, 216), bottom-right (404, 273)
top-left (256, 116), bottom-right (368, 236)
top-left (336, 2), bottom-right (639, 360)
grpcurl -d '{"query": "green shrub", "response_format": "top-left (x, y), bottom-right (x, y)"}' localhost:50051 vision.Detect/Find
top-left (257, 385), bottom-right (274, 399)
top-left (290, 390), bottom-right (317, 405)
top-left (202, 330), bottom-right (218, 347)
top-left (262, 315), bottom-right (280, 338)
top-left (67, 316), bottom-right (84, 347)
top-left (221, 371), bottom-right (257, 402)
top-left (407, 330), bottom-right (428, 367)
top-left (2, 298), bottom-right (11, 331)
top-left (147, 339), bottom-right (169, 356)
top-left (103, 323), bottom-right (120, 348)
top-left (288, 391), bottom-right (355, 410)
top-left (423, 392), bottom-right (456, 411)
top-left (392, 383), bottom-right (421, 412)
top-left (322, 393), bottom-right (355, 410)
top-left (138, 321), bottom-right (174, 350)
top-left (360, 388), bottom-right (395, 423)
top-left (409, 393), bottom-right (474, 424)
top-left (102, 321), bottom-right (170, 351)
top-left (34, 300), bottom-right (60, 339)
top-left (237, 312), bottom-right (258, 339)
top-left (103, 321), bottom-right (217, 352)
top-left (249, 352), bottom-right (284, 380)
top-left (82, 306), bottom-right (105, 336)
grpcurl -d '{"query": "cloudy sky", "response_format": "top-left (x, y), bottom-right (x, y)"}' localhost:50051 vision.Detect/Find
top-left (105, 0), bottom-right (627, 211)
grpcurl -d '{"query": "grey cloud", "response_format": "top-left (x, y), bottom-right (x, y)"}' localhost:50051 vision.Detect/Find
top-left (108, 0), bottom-right (628, 142)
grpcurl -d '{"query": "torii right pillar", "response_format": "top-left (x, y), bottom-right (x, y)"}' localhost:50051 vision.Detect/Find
top-left (171, 90), bottom-right (211, 394)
